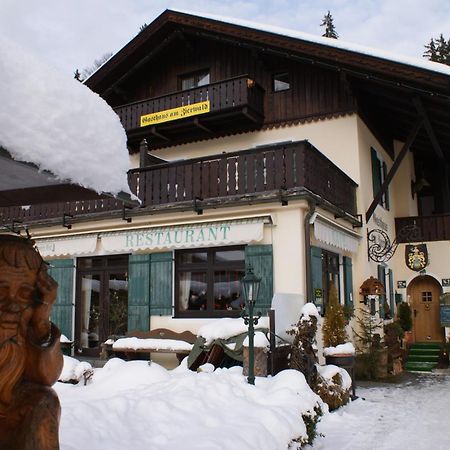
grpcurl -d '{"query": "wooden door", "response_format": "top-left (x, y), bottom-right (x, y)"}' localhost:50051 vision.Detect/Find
top-left (408, 275), bottom-right (442, 342)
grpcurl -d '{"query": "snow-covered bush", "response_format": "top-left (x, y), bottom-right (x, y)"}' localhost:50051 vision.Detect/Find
top-left (58, 356), bottom-right (94, 385)
top-left (314, 364), bottom-right (351, 411)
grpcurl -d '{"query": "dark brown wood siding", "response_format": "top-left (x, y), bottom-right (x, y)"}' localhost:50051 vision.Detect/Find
top-left (112, 36), bottom-right (355, 125)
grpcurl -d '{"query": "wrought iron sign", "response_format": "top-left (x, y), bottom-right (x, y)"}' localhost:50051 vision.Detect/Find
top-left (367, 225), bottom-right (421, 263)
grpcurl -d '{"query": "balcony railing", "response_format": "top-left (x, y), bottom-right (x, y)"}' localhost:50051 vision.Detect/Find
top-left (114, 75), bottom-right (264, 134)
top-left (129, 140), bottom-right (357, 214)
top-left (0, 141), bottom-right (358, 227)
top-left (395, 213), bottom-right (450, 242)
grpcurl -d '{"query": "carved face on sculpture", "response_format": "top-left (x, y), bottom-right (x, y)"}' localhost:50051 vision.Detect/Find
top-left (0, 236), bottom-right (43, 346)
top-left (0, 266), bottom-right (36, 343)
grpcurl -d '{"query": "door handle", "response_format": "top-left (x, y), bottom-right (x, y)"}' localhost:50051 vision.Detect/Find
top-left (414, 309), bottom-right (418, 317)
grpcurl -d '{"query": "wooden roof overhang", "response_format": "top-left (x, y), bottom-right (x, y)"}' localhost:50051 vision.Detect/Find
top-left (86, 10), bottom-right (450, 218)
top-left (86, 10), bottom-right (450, 163)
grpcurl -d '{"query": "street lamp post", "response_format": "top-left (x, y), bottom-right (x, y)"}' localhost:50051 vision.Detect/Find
top-left (241, 266), bottom-right (261, 385)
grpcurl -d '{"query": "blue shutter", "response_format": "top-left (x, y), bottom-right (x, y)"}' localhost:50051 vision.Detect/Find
top-left (47, 259), bottom-right (74, 340)
top-left (150, 252), bottom-right (173, 316)
top-left (388, 269), bottom-right (395, 316)
top-left (382, 161), bottom-right (390, 210)
top-left (311, 246), bottom-right (323, 313)
top-left (245, 245), bottom-right (273, 315)
top-left (128, 254), bottom-right (151, 331)
top-left (343, 256), bottom-right (353, 308)
top-left (377, 264), bottom-right (386, 318)
top-left (371, 147), bottom-right (382, 202)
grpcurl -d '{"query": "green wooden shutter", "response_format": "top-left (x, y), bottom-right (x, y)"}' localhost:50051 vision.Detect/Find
top-left (245, 245), bottom-right (273, 315)
top-left (47, 259), bottom-right (74, 340)
top-left (377, 264), bottom-right (386, 318)
top-left (128, 254), bottom-right (151, 331)
top-left (382, 161), bottom-right (390, 210)
top-left (150, 252), bottom-right (173, 316)
top-left (311, 246), bottom-right (323, 313)
top-left (371, 147), bottom-right (382, 201)
top-left (343, 256), bottom-right (353, 308)
top-left (388, 268), bottom-right (395, 316)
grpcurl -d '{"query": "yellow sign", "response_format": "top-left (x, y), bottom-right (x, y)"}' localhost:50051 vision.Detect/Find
top-left (140, 100), bottom-right (210, 127)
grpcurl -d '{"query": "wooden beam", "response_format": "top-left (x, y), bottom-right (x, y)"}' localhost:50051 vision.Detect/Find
top-left (413, 96), bottom-right (445, 160)
top-left (193, 117), bottom-right (212, 133)
top-left (366, 118), bottom-right (423, 223)
top-left (150, 126), bottom-right (170, 141)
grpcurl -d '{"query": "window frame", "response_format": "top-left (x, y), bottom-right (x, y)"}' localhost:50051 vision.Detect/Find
top-left (179, 69), bottom-right (210, 91)
top-left (272, 72), bottom-right (290, 92)
top-left (371, 147), bottom-right (390, 210)
top-left (175, 245), bottom-right (246, 318)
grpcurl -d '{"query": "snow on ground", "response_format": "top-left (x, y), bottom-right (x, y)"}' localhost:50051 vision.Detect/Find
top-left (55, 355), bottom-right (449, 450)
top-left (309, 373), bottom-right (450, 450)
top-left (54, 358), bottom-right (323, 450)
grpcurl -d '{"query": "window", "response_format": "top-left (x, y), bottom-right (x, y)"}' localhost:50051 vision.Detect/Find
top-left (180, 70), bottom-right (210, 91)
top-left (273, 72), bottom-right (290, 92)
top-left (176, 246), bottom-right (245, 317)
top-left (311, 247), bottom-right (341, 316)
top-left (371, 147), bottom-right (390, 210)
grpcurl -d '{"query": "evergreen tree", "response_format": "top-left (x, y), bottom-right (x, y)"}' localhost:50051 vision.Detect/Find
top-left (74, 69), bottom-right (83, 82)
top-left (139, 23), bottom-right (148, 34)
top-left (322, 284), bottom-right (348, 347)
top-left (424, 34), bottom-right (450, 65)
top-left (321, 11), bottom-right (339, 39)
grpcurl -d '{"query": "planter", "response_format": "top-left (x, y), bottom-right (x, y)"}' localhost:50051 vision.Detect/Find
top-left (324, 354), bottom-right (356, 399)
top-left (403, 331), bottom-right (413, 347)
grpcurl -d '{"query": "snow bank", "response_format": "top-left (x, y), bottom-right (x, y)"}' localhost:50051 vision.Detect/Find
top-left (0, 35), bottom-right (131, 195)
top-left (323, 342), bottom-right (356, 356)
top-left (55, 358), bottom-right (323, 450)
top-left (197, 317), bottom-right (269, 344)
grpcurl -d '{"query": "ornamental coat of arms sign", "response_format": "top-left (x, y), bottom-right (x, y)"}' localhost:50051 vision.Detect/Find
top-left (405, 244), bottom-right (429, 271)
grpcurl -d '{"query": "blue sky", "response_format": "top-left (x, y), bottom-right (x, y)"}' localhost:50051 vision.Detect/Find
top-left (2, 0), bottom-right (449, 76)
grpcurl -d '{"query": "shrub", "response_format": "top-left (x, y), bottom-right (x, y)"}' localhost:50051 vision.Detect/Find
top-left (322, 284), bottom-right (348, 348)
top-left (397, 302), bottom-right (412, 332)
top-left (314, 372), bottom-right (350, 411)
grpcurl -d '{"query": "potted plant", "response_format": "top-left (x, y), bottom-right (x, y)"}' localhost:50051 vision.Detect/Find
top-left (322, 284), bottom-right (355, 370)
top-left (397, 302), bottom-right (413, 346)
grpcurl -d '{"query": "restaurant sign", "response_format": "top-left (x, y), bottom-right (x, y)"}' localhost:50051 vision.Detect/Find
top-left (140, 100), bottom-right (210, 127)
top-left (101, 220), bottom-right (265, 253)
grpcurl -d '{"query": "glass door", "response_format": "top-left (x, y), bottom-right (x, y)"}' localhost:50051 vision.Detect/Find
top-left (75, 255), bottom-right (129, 356)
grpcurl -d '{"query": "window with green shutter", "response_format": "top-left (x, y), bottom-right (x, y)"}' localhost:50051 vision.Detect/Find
top-left (245, 244), bottom-right (273, 315)
top-left (371, 147), bottom-right (390, 210)
top-left (47, 259), bottom-right (75, 340)
top-left (128, 252), bottom-right (173, 329)
top-left (343, 256), bottom-right (353, 308)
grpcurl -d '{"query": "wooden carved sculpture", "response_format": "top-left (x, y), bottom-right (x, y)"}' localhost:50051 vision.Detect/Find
top-left (0, 235), bottom-right (63, 450)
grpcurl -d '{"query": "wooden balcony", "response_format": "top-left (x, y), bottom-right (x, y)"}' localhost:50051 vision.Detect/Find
top-left (114, 75), bottom-right (265, 146)
top-left (129, 140), bottom-right (358, 215)
top-left (395, 214), bottom-right (450, 243)
top-left (0, 141), bottom-right (358, 228)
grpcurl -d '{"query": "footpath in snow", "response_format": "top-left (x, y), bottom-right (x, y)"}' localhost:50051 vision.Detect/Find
top-left (310, 373), bottom-right (450, 450)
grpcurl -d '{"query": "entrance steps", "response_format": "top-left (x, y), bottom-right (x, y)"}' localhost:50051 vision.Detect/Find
top-left (405, 343), bottom-right (440, 372)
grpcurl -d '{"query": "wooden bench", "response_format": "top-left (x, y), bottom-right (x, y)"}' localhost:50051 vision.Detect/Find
top-left (101, 328), bottom-right (198, 364)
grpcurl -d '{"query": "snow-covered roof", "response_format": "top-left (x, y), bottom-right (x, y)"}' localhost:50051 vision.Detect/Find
top-left (171, 9), bottom-right (450, 77)
top-left (0, 35), bottom-right (132, 196)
